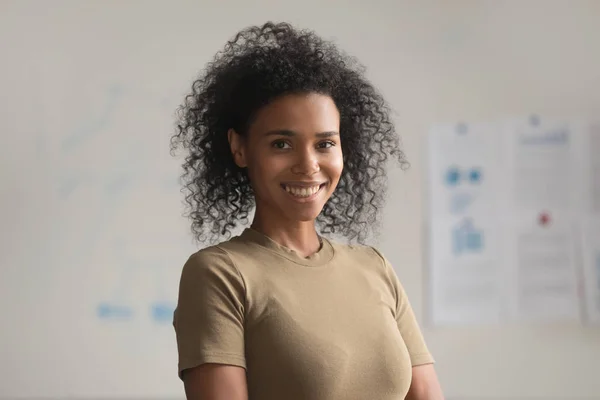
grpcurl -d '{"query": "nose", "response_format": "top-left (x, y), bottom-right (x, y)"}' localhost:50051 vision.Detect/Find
top-left (291, 148), bottom-right (320, 176)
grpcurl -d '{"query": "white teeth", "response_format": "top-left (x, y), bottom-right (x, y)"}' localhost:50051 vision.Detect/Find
top-left (285, 185), bottom-right (321, 197)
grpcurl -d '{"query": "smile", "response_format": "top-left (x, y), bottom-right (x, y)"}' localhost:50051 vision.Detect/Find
top-left (281, 183), bottom-right (327, 199)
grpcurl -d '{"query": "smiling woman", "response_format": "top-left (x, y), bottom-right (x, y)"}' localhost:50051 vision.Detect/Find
top-left (170, 21), bottom-right (444, 400)
top-left (228, 93), bottom-right (344, 230)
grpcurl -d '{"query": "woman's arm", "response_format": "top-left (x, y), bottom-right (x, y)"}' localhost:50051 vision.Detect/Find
top-left (183, 363), bottom-right (248, 400)
top-left (174, 248), bottom-right (248, 399)
top-left (406, 364), bottom-right (445, 400)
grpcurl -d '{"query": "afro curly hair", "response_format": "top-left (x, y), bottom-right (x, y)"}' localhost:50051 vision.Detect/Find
top-left (170, 21), bottom-right (408, 245)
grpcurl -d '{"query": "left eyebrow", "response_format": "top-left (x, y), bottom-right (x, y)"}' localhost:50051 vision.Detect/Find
top-left (315, 131), bottom-right (339, 138)
top-left (264, 130), bottom-right (339, 138)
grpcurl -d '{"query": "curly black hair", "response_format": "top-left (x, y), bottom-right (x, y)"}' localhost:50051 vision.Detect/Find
top-left (170, 21), bottom-right (408, 245)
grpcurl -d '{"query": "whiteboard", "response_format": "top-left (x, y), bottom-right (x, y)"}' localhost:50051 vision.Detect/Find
top-left (1, 1), bottom-right (599, 399)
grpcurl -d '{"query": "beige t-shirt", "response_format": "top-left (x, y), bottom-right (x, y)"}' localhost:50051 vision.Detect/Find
top-left (173, 228), bottom-right (433, 400)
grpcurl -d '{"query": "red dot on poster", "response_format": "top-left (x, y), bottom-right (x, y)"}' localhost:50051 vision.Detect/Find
top-left (538, 212), bottom-right (551, 226)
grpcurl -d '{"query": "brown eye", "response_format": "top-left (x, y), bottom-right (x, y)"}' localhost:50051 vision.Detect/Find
top-left (318, 140), bottom-right (335, 149)
top-left (272, 140), bottom-right (291, 149)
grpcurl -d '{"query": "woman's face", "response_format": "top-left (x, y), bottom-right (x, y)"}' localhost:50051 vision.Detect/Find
top-left (229, 92), bottom-right (344, 224)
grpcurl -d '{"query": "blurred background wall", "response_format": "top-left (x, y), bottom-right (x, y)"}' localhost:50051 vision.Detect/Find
top-left (1, 0), bottom-right (599, 399)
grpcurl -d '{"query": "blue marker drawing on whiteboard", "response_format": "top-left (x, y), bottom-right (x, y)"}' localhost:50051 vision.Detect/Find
top-left (61, 84), bottom-right (124, 152)
top-left (97, 303), bottom-right (133, 320)
top-left (150, 302), bottom-right (175, 323)
top-left (148, 240), bottom-right (179, 324)
top-left (96, 238), bottom-right (137, 321)
top-left (104, 174), bottom-right (133, 196)
top-left (452, 218), bottom-right (484, 255)
top-left (529, 114), bottom-right (540, 127)
top-left (51, 83), bottom-right (185, 330)
top-left (456, 122), bottom-right (468, 135)
top-left (58, 174), bottom-right (87, 198)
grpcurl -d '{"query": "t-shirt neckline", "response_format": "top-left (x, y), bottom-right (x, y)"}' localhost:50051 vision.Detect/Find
top-left (239, 227), bottom-right (335, 267)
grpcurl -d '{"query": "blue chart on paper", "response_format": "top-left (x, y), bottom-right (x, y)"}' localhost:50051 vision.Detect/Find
top-left (452, 218), bottom-right (484, 256)
top-left (444, 165), bottom-right (483, 215)
top-left (444, 166), bottom-right (483, 187)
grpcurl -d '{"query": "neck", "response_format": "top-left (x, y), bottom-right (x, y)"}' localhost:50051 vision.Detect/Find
top-left (251, 209), bottom-right (322, 258)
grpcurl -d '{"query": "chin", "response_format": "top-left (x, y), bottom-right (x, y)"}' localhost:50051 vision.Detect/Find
top-left (295, 214), bottom-right (321, 222)
top-left (286, 207), bottom-right (324, 223)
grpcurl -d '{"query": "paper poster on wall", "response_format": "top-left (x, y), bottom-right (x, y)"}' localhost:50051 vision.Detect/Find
top-left (429, 216), bottom-right (505, 325)
top-left (427, 121), bottom-right (508, 218)
top-left (504, 115), bottom-right (583, 215)
top-left (581, 218), bottom-right (600, 325)
top-left (504, 214), bottom-right (581, 322)
top-left (575, 121), bottom-right (600, 215)
top-left (502, 116), bottom-right (583, 322)
top-left (578, 122), bottom-right (600, 325)
top-left (427, 122), bottom-right (507, 325)
top-left (426, 115), bottom-right (592, 326)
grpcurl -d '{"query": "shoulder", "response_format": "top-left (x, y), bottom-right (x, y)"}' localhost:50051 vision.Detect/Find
top-left (327, 239), bottom-right (389, 271)
top-left (182, 244), bottom-right (233, 274)
top-left (178, 243), bottom-right (245, 293)
top-left (326, 237), bottom-right (383, 259)
top-left (181, 232), bottom-right (253, 274)
top-left (328, 239), bottom-right (401, 286)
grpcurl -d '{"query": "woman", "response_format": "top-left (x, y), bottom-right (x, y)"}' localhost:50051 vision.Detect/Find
top-left (171, 21), bottom-right (444, 400)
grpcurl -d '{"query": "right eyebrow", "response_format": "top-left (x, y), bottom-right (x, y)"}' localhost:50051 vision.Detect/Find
top-left (264, 130), bottom-right (339, 138)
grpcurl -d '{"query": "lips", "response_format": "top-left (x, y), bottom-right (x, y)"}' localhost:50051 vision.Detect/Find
top-left (281, 183), bottom-right (326, 198)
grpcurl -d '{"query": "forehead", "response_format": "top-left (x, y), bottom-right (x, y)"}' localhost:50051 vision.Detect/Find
top-left (248, 93), bottom-right (340, 136)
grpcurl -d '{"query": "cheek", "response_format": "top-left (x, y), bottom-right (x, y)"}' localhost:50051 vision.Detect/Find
top-left (247, 155), bottom-right (286, 188)
top-left (325, 151), bottom-right (344, 182)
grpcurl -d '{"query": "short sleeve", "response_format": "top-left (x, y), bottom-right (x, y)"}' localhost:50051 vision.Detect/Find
top-left (173, 246), bottom-right (247, 380)
top-left (372, 248), bottom-right (434, 367)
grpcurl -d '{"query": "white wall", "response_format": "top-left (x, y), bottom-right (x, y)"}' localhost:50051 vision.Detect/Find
top-left (1, 0), bottom-right (599, 399)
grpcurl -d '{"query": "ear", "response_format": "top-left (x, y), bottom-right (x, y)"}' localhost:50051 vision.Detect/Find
top-left (227, 128), bottom-right (247, 168)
